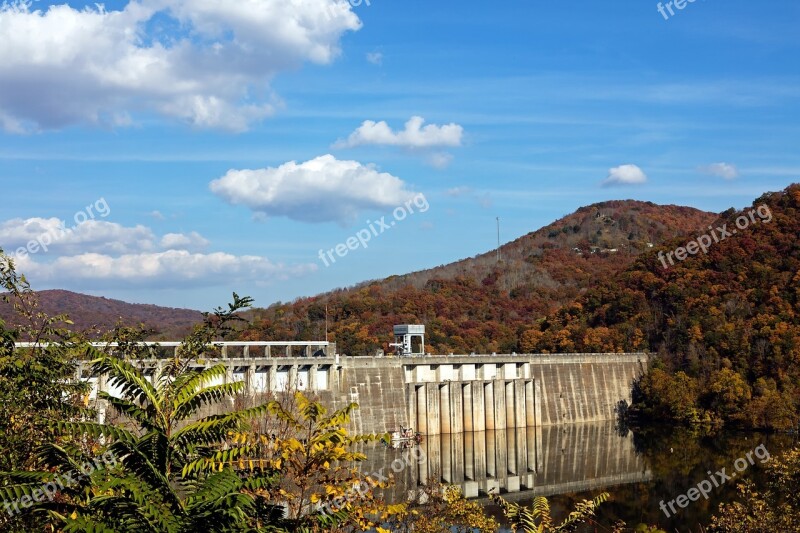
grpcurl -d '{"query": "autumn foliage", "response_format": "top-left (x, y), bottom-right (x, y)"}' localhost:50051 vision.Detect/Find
top-left (525, 184), bottom-right (800, 430)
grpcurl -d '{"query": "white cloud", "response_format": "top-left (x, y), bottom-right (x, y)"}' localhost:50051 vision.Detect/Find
top-left (366, 51), bottom-right (383, 65)
top-left (210, 154), bottom-right (420, 224)
top-left (14, 250), bottom-right (316, 289)
top-left (160, 232), bottom-right (210, 252)
top-left (334, 116), bottom-right (464, 149)
top-left (0, 217), bottom-right (218, 256)
top-left (0, 0), bottom-right (361, 132)
top-left (601, 164), bottom-right (648, 187)
top-left (0, 218), bottom-right (156, 254)
top-left (700, 162), bottom-right (739, 180)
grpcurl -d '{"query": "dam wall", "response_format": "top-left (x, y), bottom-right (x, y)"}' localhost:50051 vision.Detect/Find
top-left (402, 353), bottom-right (646, 435)
top-left (61, 342), bottom-right (647, 435)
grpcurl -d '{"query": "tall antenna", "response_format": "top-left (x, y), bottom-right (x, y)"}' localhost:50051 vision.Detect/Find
top-left (496, 217), bottom-right (501, 263)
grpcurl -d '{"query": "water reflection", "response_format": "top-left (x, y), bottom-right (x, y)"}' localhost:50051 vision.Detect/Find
top-left (361, 421), bottom-right (650, 504)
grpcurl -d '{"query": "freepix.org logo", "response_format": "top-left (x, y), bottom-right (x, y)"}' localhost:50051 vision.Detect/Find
top-left (318, 193), bottom-right (429, 267)
top-left (13, 197), bottom-right (111, 259)
top-left (657, 0), bottom-right (699, 21)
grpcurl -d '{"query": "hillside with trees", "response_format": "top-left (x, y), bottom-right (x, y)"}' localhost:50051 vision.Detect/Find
top-left (0, 289), bottom-right (202, 340)
top-left (236, 200), bottom-right (716, 355)
top-left (521, 184), bottom-right (800, 430)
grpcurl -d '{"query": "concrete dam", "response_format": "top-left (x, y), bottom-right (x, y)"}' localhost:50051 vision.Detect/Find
top-left (38, 336), bottom-right (650, 499)
top-left (64, 339), bottom-right (648, 437)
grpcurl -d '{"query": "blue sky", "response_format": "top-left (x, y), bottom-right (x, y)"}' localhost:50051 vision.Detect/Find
top-left (1, 0), bottom-right (798, 310)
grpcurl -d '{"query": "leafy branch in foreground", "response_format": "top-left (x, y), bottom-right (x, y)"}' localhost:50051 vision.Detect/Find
top-left (0, 250), bottom-right (93, 532)
top-left (491, 491), bottom-right (609, 533)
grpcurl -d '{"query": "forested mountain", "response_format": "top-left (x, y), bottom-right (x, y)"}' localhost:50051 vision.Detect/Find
top-left (523, 184), bottom-right (800, 430)
top-left (236, 200), bottom-right (717, 355)
top-left (0, 290), bottom-right (202, 340)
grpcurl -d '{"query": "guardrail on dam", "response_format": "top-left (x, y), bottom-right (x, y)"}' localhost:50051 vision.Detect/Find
top-left (13, 341), bottom-right (648, 435)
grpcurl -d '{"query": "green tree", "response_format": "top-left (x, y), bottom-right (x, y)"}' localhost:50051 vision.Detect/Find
top-left (1, 292), bottom-right (283, 532)
top-left (0, 252), bottom-right (94, 532)
top-left (705, 369), bottom-right (751, 425)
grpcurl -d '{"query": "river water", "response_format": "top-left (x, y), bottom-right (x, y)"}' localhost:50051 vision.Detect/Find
top-left (360, 422), bottom-right (798, 531)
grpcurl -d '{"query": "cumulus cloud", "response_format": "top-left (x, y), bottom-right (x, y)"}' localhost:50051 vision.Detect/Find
top-left (700, 162), bottom-right (739, 180)
top-left (160, 232), bottom-right (210, 252)
top-left (0, 218), bottom-right (156, 255)
top-left (209, 154), bottom-right (420, 224)
top-left (334, 116), bottom-right (464, 149)
top-left (13, 250), bottom-right (316, 289)
top-left (2, 217), bottom-right (314, 289)
top-left (601, 164), bottom-right (648, 187)
top-left (0, 217), bottom-right (220, 256)
top-left (0, 0), bottom-right (361, 132)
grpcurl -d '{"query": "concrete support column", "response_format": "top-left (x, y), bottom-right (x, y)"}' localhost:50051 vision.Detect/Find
top-left (441, 431), bottom-right (452, 482)
top-left (514, 380), bottom-right (527, 428)
top-left (493, 380), bottom-right (507, 431)
top-left (407, 384), bottom-right (418, 434)
top-left (268, 365), bottom-right (277, 392)
top-left (464, 431), bottom-right (475, 481)
top-left (97, 371), bottom-right (107, 398)
top-left (449, 382), bottom-right (463, 434)
top-left (534, 378), bottom-right (543, 429)
top-left (505, 381), bottom-right (515, 428)
top-left (507, 427), bottom-right (517, 475)
top-left (265, 345), bottom-right (271, 358)
top-left (472, 382), bottom-right (486, 432)
top-left (416, 385), bottom-right (427, 434)
top-left (462, 383), bottom-right (474, 432)
top-left (243, 345), bottom-right (250, 359)
top-left (245, 364), bottom-right (255, 396)
top-left (450, 432), bottom-right (465, 483)
top-left (426, 384), bottom-right (441, 436)
top-left (525, 380), bottom-right (536, 427)
top-left (440, 384), bottom-right (451, 434)
top-left (473, 430), bottom-right (487, 481)
top-left (526, 426), bottom-right (537, 473)
top-left (495, 427), bottom-right (508, 478)
top-left (484, 382), bottom-right (495, 430)
top-left (308, 364), bottom-right (317, 390)
top-left (221, 345), bottom-right (228, 359)
top-left (486, 429), bottom-right (497, 478)
top-left (514, 427), bottom-right (527, 476)
top-left (289, 365), bottom-right (298, 389)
